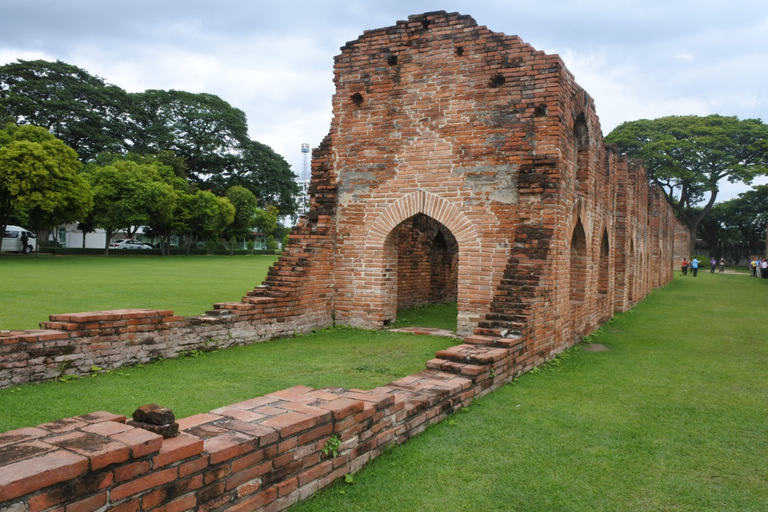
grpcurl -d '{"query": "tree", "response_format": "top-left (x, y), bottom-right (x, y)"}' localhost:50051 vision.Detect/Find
top-left (253, 205), bottom-right (279, 237)
top-left (605, 115), bottom-right (768, 254)
top-left (83, 158), bottom-right (177, 254)
top-left (0, 60), bottom-right (133, 161)
top-left (211, 140), bottom-right (299, 216)
top-left (104, 153), bottom-right (191, 256)
top-left (130, 91), bottom-right (300, 217)
top-left (224, 186), bottom-right (258, 254)
top-left (178, 190), bottom-right (235, 254)
top-left (129, 89), bottom-right (248, 183)
top-left (704, 185), bottom-right (768, 260)
top-left (0, 123), bottom-right (92, 249)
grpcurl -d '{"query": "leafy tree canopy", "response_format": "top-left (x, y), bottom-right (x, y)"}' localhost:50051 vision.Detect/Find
top-left (703, 184), bottom-right (768, 258)
top-left (209, 139), bottom-right (299, 215)
top-left (0, 59), bottom-right (133, 161)
top-left (224, 185), bottom-right (259, 239)
top-left (130, 89), bottom-right (248, 181)
top-left (0, 123), bottom-right (91, 244)
top-left (1, 58), bottom-right (300, 223)
top-left (605, 115), bottom-right (768, 253)
top-left (180, 190), bottom-right (235, 250)
top-left (253, 205), bottom-right (279, 237)
top-left (83, 157), bottom-right (178, 253)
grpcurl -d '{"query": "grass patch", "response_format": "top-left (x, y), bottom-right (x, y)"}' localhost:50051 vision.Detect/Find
top-left (292, 274), bottom-right (768, 512)
top-left (0, 326), bottom-right (456, 432)
top-left (0, 254), bottom-right (279, 330)
top-left (392, 302), bottom-right (458, 331)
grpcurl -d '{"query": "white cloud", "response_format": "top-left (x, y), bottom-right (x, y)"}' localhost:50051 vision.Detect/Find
top-left (2, 1), bottom-right (767, 199)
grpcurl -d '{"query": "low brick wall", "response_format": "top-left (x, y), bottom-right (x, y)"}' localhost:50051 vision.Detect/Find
top-left (0, 333), bottom-right (530, 512)
top-left (0, 301), bottom-right (329, 389)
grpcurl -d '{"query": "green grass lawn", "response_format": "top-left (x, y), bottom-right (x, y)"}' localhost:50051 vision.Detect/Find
top-left (292, 273), bottom-right (768, 512)
top-left (2, 256), bottom-right (767, 510)
top-left (0, 254), bottom-right (279, 330)
top-left (0, 327), bottom-right (457, 432)
top-left (392, 302), bottom-right (458, 331)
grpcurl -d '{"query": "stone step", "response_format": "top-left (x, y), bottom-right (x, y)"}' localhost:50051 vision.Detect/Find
top-left (434, 344), bottom-right (509, 365)
top-left (474, 326), bottom-right (504, 337)
top-left (241, 296), bottom-right (277, 305)
top-left (463, 334), bottom-right (522, 349)
top-left (425, 358), bottom-right (490, 379)
top-left (477, 320), bottom-right (525, 332)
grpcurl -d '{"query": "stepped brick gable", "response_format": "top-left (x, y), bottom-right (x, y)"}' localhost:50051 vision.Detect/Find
top-left (0, 12), bottom-right (687, 511)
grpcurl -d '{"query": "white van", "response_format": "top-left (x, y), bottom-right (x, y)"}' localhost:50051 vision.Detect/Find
top-left (2, 226), bottom-right (37, 253)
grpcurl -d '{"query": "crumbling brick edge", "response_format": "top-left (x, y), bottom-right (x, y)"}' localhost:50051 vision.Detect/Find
top-left (0, 333), bottom-right (538, 512)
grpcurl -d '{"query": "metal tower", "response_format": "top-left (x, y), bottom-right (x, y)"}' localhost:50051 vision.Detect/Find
top-left (298, 143), bottom-right (311, 216)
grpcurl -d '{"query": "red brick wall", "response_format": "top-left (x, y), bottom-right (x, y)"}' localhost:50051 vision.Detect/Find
top-left (0, 333), bottom-right (527, 512)
top-left (0, 11), bottom-right (689, 511)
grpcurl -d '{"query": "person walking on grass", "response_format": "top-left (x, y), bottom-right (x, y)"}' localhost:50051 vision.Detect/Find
top-left (719, 258), bottom-right (725, 274)
top-left (681, 258), bottom-right (689, 276)
top-left (691, 257), bottom-right (699, 277)
top-left (762, 259), bottom-right (768, 279)
top-left (710, 257), bottom-right (717, 273)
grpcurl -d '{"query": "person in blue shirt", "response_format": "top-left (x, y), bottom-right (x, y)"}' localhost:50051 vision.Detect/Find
top-left (691, 257), bottom-right (699, 277)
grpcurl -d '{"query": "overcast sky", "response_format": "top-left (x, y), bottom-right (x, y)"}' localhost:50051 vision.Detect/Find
top-left (1, 0), bottom-right (767, 200)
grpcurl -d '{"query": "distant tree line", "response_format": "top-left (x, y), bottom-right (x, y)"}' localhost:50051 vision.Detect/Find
top-left (0, 59), bottom-right (298, 254)
top-left (606, 114), bottom-right (768, 259)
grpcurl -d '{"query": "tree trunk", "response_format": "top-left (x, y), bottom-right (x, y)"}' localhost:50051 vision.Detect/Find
top-left (104, 230), bottom-right (113, 256)
top-left (687, 223), bottom-right (699, 258)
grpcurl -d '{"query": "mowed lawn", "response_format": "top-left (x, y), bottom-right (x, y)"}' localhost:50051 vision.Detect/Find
top-left (0, 254), bottom-right (279, 331)
top-left (1, 255), bottom-right (767, 511)
top-left (292, 273), bottom-right (768, 512)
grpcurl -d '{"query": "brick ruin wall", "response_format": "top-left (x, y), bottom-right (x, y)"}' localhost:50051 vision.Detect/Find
top-left (0, 12), bottom-right (689, 512)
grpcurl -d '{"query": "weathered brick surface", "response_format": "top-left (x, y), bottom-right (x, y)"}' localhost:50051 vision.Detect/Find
top-left (0, 11), bottom-right (686, 512)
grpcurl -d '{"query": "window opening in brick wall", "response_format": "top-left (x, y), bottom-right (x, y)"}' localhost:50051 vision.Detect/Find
top-left (573, 114), bottom-right (589, 193)
top-left (351, 92), bottom-right (364, 106)
top-left (394, 214), bottom-right (458, 315)
top-left (598, 230), bottom-right (610, 294)
top-left (570, 219), bottom-right (587, 302)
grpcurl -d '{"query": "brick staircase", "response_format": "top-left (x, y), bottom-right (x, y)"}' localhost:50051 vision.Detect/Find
top-left (425, 333), bottom-right (527, 390)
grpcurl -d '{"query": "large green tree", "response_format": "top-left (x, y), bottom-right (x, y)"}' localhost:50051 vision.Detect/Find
top-left (130, 90), bottom-right (299, 217)
top-left (83, 158), bottom-right (178, 254)
top-left (0, 123), bottom-right (92, 249)
top-left (703, 185), bottom-right (768, 260)
top-left (178, 190), bottom-right (235, 254)
top-left (605, 115), bottom-right (768, 254)
top-left (1, 59), bottom-right (300, 221)
top-left (130, 89), bottom-right (248, 182)
top-left (223, 185), bottom-right (258, 254)
top-left (0, 60), bottom-right (133, 161)
top-left (211, 139), bottom-right (299, 215)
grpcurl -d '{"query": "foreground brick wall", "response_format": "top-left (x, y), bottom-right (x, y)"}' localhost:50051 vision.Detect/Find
top-left (0, 11), bottom-right (688, 511)
top-left (1, 332), bottom-right (527, 512)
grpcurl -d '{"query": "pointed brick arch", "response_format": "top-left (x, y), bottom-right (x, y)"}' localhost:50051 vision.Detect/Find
top-left (365, 190), bottom-right (480, 250)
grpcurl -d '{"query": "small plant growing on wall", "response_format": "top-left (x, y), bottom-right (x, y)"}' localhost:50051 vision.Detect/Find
top-left (321, 434), bottom-right (341, 458)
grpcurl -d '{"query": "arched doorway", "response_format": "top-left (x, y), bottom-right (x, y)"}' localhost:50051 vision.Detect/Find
top-left (570, 219), bottom-right (588, 339)
top-left (391, 213), bottom-right (459, 318)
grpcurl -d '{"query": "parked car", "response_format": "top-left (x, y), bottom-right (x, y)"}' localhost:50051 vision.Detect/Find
top-left (2, 226), bottom-right (36, 253)
top-left (110, 239), bottom-right (152, 250)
